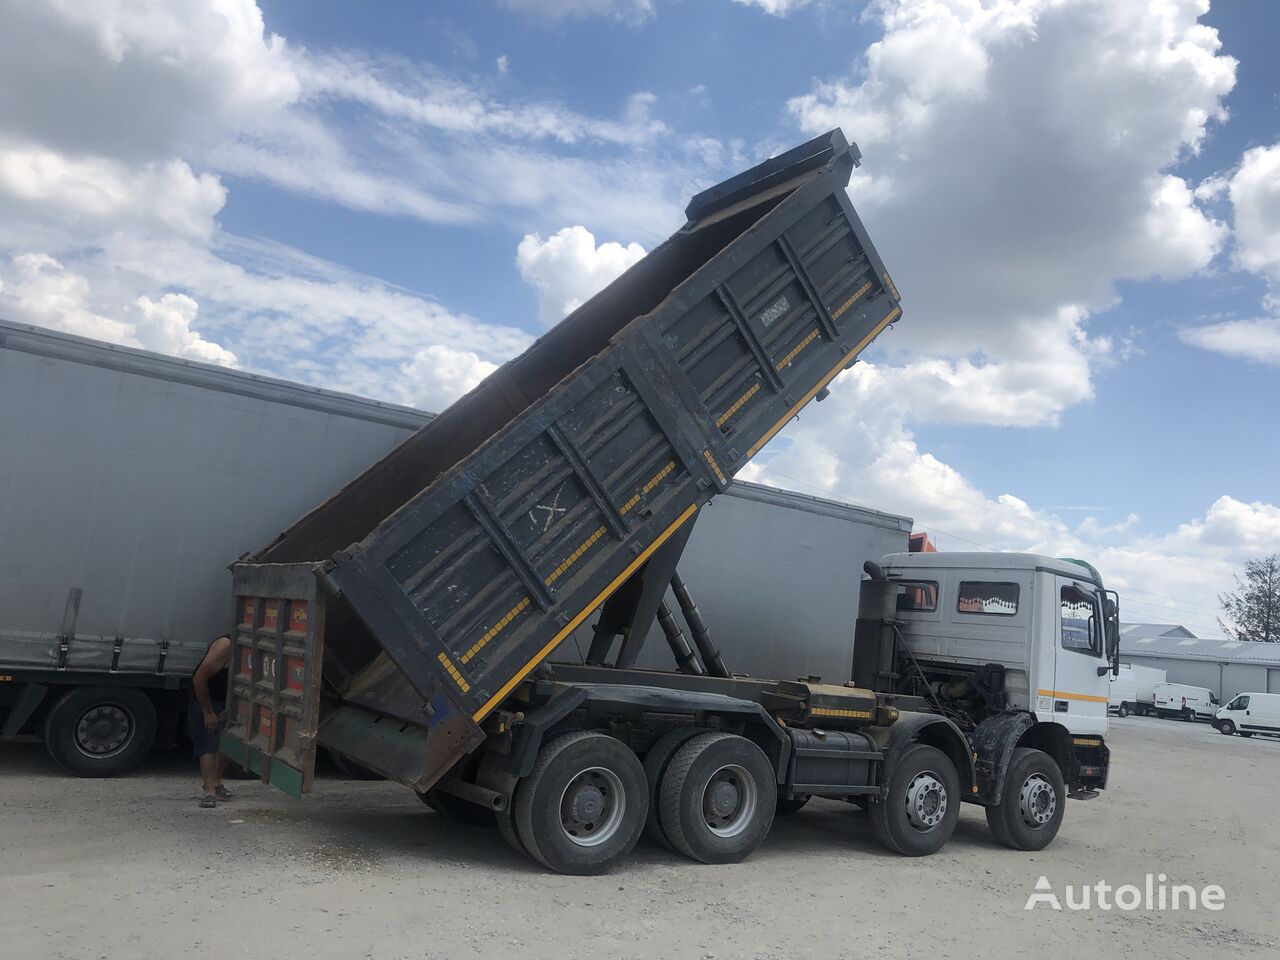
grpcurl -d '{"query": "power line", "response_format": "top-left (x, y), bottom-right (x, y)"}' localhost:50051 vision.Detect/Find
top-left (780, 436), bottom-right (1229, 580)
top-left (750, 463), bottom-right (1226, 631)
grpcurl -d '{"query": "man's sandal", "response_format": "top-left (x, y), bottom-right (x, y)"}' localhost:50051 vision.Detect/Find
top-left (214, 786), bottom-right (233, 801)
top-left (199, 794), bottom-right (217, 808)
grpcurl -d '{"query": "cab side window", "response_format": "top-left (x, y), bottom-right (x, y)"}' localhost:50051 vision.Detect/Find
top-left (896, 580), bottom-right (939, 613)
top-left (957, 581), bottom-right (1019, 616)
top-left (1233, 695), bottom-right (1250, 710)
top-left (1060, 584), bottom-right (1101, 655)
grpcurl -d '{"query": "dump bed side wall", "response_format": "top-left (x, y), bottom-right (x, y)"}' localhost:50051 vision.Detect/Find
top-left (321, 149), bottom-right (901, 747)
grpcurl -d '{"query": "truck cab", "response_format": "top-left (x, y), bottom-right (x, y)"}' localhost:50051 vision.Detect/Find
top-left (876, 552), bottom-right (1117, 826)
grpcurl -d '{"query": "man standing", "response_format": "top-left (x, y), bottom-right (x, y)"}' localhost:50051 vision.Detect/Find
top-left (190, 635), bottom-right (232, 807)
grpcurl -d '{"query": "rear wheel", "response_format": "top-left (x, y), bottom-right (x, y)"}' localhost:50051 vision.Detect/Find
top-left (514, 731), bottom-right (647, 875)
top-left (870, 743), bottom-right (960, 856)
top-left (1217, 720), bottom-right (1236, 736)
top-left (984, 748), bottom-right (1065, 851)
top-left (641, 727), bottom-right (705, 849)
top-left (43, 687), bottom-right (157, 777)
top-left (658, 732), bottom-right (776, 864)
top-left (421, 788), bottom-right (497, 827)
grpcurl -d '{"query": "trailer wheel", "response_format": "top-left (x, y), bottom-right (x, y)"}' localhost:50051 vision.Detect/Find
top-left (776, 794), bottom-right (810, 815)
top-left (658, 732), bottom-right (776, 864)
top-left (421, 789), bottom-right (497, 827)
top-left (514, 731), bottom-right (647, 875)
top-left (641, 728), bottom-right (706, 849)
top-left (984, 747), bottom-right (1065, 851)
top-left (870, 743), bottom-right (959, 857)
top-left (43, 687), bottom-right (157, 777)
top-left (1116, 704), bottom-right (1130, 718)
top-left (1217, 720), bottom-right (1236, 736)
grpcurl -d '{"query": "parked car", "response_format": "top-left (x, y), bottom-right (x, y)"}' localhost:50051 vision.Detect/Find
top-left (1215, 693), bottom-right (1280, 737)
top-left (1153, 682), bottom-right (1218, 721)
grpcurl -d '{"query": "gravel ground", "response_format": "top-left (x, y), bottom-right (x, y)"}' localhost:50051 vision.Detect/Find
top-left (1, 715), bottom-right (1277, 960)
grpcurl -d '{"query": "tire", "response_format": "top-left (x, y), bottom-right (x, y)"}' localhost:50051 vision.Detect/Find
top-left (1217, 720), bottom-right (1236, 736)
top-left (43, 687), bottom-right (157, 777)
top-left (984, 748), bottom-right (1066, 852)
top-left (776, 794), bottom-right (811, 815)
top-left (658, 732), bottom-right (777, 864)
top-left (870, 743), bottom-right (960, 857)
top-left (496, 796), bottom-right (532, 860)
top-left (327, 750), bottom-right (384, 780)
top-left (641, 728), bottom-right (706, 849)
top-left (1117, 704), bottom-right (1130, 718)
top-left (1239, 731), bottom-right (1254, 738)
top-left (421, 788), bottom-right (497, 827)
top-left (514, 731), bottom-right (647, 875)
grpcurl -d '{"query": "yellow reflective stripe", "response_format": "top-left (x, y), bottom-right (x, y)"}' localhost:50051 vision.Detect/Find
top-left (1039, 689), bottom-right (1109, 704)
top-left (716, 382), bottom-right (760, 428)
top-left (437, 652), bottom-right (471, 693)
top-left (810, 706), bottom-right (873, 719)
top-left (702, 449), bottom-right (726, 484)
top-left (830, 280), bottom-right (874, 320)
top-left (747, 305), bottom-right (900, 459)
top-left (461, 596), bottom-right (531, 664)
top-left (471, 503), bottom-right (700, 722)
top-left (775, 328), bottom-right (820, 371)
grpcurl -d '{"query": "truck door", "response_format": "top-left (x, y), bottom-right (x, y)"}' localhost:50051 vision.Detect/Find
top-left (1051, 578), bottom-right (1109, 736)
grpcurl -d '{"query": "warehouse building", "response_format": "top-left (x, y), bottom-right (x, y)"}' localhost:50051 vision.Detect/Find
top-left (1121, 624), bottom-right (1280, 701)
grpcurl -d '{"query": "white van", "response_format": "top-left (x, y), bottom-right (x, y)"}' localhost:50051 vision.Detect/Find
top-left (1109, 663), bottom-right (1166, 717)
top-left (1215, 693), bottom-right (1280, 737)
top-left (1153, 682), bottom-right (1218, 721)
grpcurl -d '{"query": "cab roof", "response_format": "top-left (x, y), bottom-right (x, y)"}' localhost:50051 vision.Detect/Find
top-left (881, 551), bottom-right (1104, 587)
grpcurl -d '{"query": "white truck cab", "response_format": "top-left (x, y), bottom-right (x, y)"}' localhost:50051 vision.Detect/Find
top-left (883, 552), bottom-right (1117, 738)
top-left (1215, 693), bottom-right (1280, 736)
top-left (1154, 682), bottom-right (1218, 721)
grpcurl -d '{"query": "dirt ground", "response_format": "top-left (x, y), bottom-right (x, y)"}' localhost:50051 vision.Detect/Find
top-left (1, 715), bottom-right (1277, 960)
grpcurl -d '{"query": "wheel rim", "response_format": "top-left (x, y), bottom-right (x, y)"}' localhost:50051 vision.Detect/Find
top-left (904, 771), bottom-right (947, 831)
top-left (558, 766), bottom-right (626, 847)
top-left (702, 763), bottom-right (758, 838)
top-left (1018, 773), bottom-right (1057, 829)
top-left (74, 703), bottom-right (134, 759)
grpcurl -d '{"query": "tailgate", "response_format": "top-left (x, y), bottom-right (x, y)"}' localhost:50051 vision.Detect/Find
top-left (220, 563), bottom-right (324, 797)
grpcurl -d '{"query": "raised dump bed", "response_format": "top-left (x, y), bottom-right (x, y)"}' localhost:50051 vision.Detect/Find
top-left (222, 129), bottom-right (902, 797)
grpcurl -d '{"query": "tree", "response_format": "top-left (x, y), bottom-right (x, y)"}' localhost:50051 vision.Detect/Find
top-left (1218, 554), bottom-right (1280, 643)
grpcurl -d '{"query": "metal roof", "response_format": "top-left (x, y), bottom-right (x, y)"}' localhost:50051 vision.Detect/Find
top-left (1120, 623), bottom-right (1198, 640)
top-left (1122, 633), bottom-right (1280, 666)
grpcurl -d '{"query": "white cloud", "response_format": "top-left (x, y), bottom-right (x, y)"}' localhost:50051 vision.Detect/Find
top-left (785, 0), bottom-right (1233, 426)
top-left (1180, 141), bottom-right (1280, 365)
top-left (0, 253), bottom-right (236, 365)
top-left (0, 0), bottom-right (298, 161)
top-left (731, 0), bottom-right (816, 15)
top-left (0, 142), bottom-right (226, 239)
top-left (497, 0), bottom-right (654, 23)
top-left (1228, 142), bottom-right (1280, 280)
top-left (516, 226), bottom-right (646, 325)
top-left (1178, 317), bottom-right (1280, 365)
top-left (402, 345), bottom-right (498, 413)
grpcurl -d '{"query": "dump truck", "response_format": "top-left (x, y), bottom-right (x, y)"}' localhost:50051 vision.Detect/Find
top-left (0, 315), bottom-right (908, 776)
top-left (223, 130), bottom-right (1117, 874)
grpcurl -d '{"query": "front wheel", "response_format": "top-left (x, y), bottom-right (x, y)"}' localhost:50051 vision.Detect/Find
top-left (1217, 720), bottom-right (1236, 736)
top-left (870, 743), bottom-right (960, 856)
top-left (513, 731), bottom-right (647, 875)
top-left (1117, 704), bottom-right (1130, 718)
top-left (43, 687), bottom-right (157, 777)
top-left (984, 747), bottom-right (1065, 851)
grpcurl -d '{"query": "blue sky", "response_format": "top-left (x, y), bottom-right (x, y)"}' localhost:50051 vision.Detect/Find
top-left (1, 0), bottom-right (1278, 636)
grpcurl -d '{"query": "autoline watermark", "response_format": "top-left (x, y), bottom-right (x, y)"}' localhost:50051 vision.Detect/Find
top-left (1025, 874), bottom-right (1226, 911)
